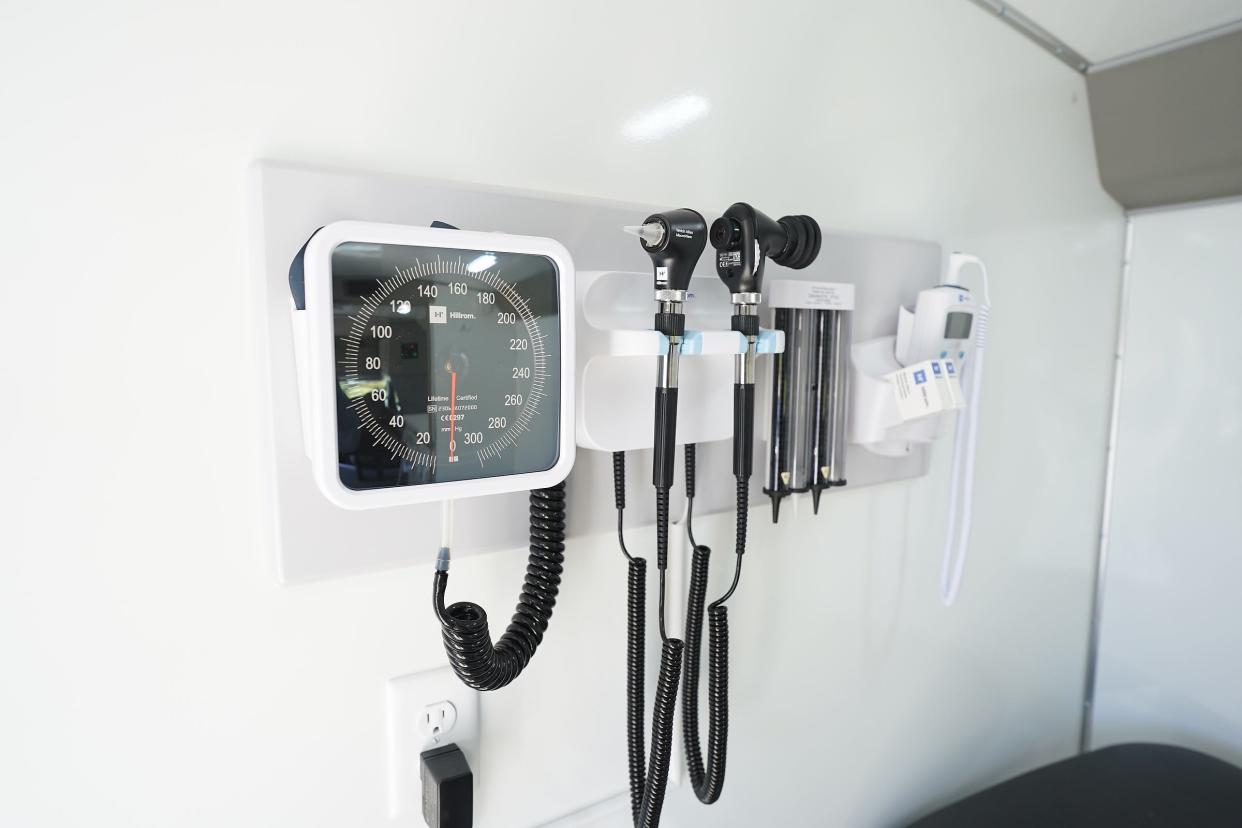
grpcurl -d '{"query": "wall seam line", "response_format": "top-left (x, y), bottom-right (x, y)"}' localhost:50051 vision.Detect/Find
top-left (1079, 214), bottom-right (1134, 752)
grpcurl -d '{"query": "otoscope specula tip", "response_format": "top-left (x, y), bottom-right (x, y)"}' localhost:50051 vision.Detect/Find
top-left (623, 222), bottom-right (666, 247)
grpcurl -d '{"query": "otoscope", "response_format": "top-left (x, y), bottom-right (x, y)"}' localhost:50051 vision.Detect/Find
top-left (626, 209), bottom-right (709, 511)
top-left (679, 203), bottom-right (821, 806)
top-left (615, 208), bottom-right (707, 827)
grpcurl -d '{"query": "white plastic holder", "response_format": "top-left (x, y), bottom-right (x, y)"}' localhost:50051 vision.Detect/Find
top-left (576, 270), bottom-right (784, 452)
top-left (849, 334), bottom-right (952, 457)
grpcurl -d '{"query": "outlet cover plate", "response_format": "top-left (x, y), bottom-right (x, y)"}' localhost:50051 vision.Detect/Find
top-left (388, 666), bottom-right (480, 821)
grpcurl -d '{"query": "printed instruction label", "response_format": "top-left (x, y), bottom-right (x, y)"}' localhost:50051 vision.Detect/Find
top-left (766, 280), bottom-right (855, 310)
top-left (887, 359), bottom-right (964, 421)
top-left (942, 360), bottom-right (965, 408)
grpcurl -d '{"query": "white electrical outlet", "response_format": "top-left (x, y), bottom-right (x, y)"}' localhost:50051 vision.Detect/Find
top-left (387, 666), bottom-right (480, 821)
top-left (419, 700), bottom-right (458, 746)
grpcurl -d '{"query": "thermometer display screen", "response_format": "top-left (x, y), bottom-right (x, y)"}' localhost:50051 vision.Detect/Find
top-left (331, 242), bottom-right (562, 490)
top-left (944, 311), bottom-right (973, 340)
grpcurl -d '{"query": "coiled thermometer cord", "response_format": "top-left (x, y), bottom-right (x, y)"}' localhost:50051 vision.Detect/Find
top-left (940, 254), bottom-right (991, 607)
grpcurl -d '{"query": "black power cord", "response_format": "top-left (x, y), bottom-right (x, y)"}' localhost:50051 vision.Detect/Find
top-left (433, 484), bottom-right (566, 691)
top-left (421, 744), bottom-right (473, 828)
top-left (614, 452), bottom-right (684, 828)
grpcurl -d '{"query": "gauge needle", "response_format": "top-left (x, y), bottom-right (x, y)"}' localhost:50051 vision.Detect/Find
top-left (449, 369), bottom-right (457, 459)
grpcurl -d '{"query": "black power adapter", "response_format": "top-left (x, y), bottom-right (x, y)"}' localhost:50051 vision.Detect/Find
top-left (420, 744), bottom-right (473, 828)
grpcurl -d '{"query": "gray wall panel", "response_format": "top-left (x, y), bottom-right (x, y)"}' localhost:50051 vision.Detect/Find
top-left (1088, 29), bottom-right (1242, 209)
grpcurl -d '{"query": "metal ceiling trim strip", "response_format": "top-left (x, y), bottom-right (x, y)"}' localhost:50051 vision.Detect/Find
top-left (967, 0), bottom-right (1091, 73)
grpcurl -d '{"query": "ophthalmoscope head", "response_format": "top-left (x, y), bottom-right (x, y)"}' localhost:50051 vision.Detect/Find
top-left (709, 203), bottom-right (822, 299)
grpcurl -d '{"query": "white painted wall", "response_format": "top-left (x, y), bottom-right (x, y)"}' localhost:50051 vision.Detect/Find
top-left (0, 2), bottom-right (1122, 826)
top-left (1091, 199), bottom-right (1242, 762)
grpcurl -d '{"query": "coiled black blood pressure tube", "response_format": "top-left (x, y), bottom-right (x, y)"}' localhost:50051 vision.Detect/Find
top-left (433, 485), bottom-right (566, 692)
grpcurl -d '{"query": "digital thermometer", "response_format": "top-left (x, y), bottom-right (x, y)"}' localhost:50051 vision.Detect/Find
top-left (894, 283), bottom-right (979, 372)
top-left (893, 254), bottom-right (991, 606)
top-left (288, 221), bottom-right (576, 509)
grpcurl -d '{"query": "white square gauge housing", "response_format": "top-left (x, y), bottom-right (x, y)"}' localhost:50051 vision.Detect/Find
top-left (290, 221), bottom-right (576, 509)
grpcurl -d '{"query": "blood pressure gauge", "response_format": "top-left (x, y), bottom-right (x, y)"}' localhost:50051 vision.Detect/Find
top-left (288, 221), bottom-right (576, 508)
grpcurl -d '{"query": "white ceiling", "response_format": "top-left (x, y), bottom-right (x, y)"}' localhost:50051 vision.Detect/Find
top-left (1014, 0), bottom-right (1242, 63)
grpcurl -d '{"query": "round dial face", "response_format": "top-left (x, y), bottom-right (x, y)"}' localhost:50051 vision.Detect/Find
top-left (331, 242), bottom-right (562, 490)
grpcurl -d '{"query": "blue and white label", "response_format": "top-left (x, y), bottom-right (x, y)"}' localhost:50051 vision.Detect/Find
top-left (887, 358), bottom-right (965, 422)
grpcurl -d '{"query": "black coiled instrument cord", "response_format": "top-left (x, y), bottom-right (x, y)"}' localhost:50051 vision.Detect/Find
top-left (639, 637), bottom-right (684, 828)
top-left (681, 444), bottom-right (744, 804)
top-left (432, 483), bottom-right (566, 692)
top-left (625, 555), bottom-right (647, 821)
top-left (613, 452), bottom-right (684, 828)
top-left (614, 452), bottom-right (644, 820)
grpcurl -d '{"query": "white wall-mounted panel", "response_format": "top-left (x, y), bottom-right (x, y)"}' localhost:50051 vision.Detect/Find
top-left (1092, 199), bottom-right (1242, 759)
top-left (253, 164), bottom-right (939, 582)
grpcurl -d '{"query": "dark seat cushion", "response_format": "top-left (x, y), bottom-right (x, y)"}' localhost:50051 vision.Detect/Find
top-left (907, 743), bottom-right (1242, 827)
